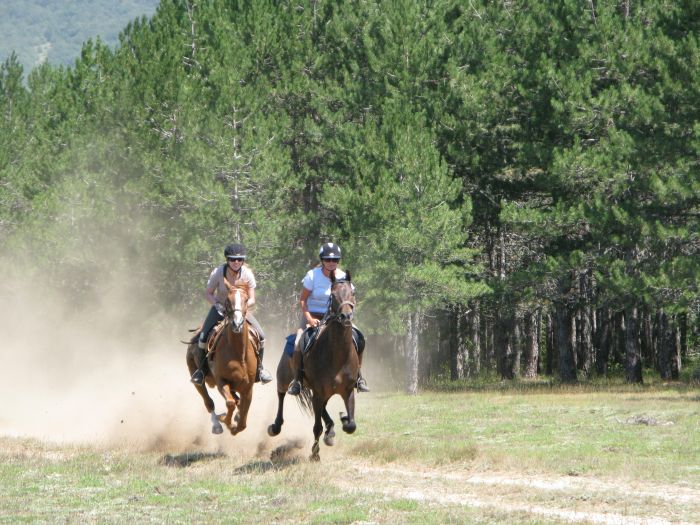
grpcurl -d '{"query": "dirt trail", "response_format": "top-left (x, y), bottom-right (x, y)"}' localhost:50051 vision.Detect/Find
top-left (328, 460), bottom-right (700, 525)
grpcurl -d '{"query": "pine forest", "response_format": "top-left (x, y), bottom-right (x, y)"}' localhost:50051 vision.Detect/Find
top-left (1, 0), bottom-right (698, 392)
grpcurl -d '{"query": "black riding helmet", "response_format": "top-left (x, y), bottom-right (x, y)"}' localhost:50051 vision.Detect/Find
top-left (224, 243), bottom-right (247, 260)
top-left (319, 242), bottom-right (341, 260)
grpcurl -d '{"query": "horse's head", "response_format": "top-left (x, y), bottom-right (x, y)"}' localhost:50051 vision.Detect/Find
top-left (223, 279), bottom-right (248, 332)
top-left (329, 270), bottom-right (355, 327)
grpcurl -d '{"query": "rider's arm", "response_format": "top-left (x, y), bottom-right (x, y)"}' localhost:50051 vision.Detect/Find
top-left (247, 287), bottom-right (256, 308)
top-left (205, 285), bottom-right (217, 306)
top-left (300, 287), bottom-right (319, 327)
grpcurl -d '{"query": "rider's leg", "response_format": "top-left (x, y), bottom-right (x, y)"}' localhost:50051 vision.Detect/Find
top-left (247, 314), bottom-right (272, 384)
top-left (353, 326), bottom-right (370, 392)
top-left (191, 306), bottom-right (223, 385)
top-left (287, 328), bottom-right (305, 395)
top-left (356, 370), bottom-right (370, 392)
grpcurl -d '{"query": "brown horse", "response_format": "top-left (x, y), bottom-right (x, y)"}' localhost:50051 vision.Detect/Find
top-left (185, 281), bottom-right (258, 435)
top-left (267, 271), bottom-right (359, 461)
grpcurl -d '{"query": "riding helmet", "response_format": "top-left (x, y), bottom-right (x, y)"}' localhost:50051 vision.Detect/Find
top-left (319, 242), bottom-right (341, 260)
top-left (224, 243), bottom-right (247, 260)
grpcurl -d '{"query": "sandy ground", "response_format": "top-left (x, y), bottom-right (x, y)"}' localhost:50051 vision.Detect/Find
top-left (2, 275), bottom-right (698, 524)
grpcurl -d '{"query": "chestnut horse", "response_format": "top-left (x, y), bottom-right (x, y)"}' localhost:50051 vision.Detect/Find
top-left (185, 281), bottom-right (258, 435)
top-left (267, 271), bottom-right (359, 461)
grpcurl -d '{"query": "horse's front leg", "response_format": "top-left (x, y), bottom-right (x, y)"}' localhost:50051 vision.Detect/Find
top-left (340, 389), bottom-right (357, 434)
top-left (231, 388), bottom-right (251, 435)
top-left (267, 391), bottom-right (286, 437)
top-left (322, 407), bottom-right (335, 446)
top-left (218, 382), bottom-right (238, 431)
top-left (310, 396), bottom-right (325, 462)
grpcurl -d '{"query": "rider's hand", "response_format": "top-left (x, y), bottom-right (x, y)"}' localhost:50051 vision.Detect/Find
top-left (309, 318), bottom-right (320, 328)
top-left (214, 303), bottom-right (225, 316)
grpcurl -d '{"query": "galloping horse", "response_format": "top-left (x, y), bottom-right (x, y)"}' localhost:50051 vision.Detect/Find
top-left (185, 281), bottom-right (258, 435)
top-left (267, 271), bottom-right (359, 461)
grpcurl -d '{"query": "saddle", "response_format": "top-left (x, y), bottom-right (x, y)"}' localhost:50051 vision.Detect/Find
top-left (207, 319), bottom-right (261, 357)
top-left (297, 324), bottom-right (365, 355)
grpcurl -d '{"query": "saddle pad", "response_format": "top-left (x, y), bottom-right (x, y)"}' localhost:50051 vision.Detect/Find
top-left (283, 334), bottom-right (296, 357)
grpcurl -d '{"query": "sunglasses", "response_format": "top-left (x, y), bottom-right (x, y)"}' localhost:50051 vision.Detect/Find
top-left (227, 257), bottom-right (245, 262)
top-left (322, 258), bottom-right (340, 263)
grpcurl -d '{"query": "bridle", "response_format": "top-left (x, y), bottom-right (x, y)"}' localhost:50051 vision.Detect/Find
top-left (327, 280), bottom-right (355, 327)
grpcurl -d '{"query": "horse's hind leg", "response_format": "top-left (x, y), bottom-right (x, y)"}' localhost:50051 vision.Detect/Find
top-left (267, 392), bottom-right (286, 437)
top-left (187, 344), bottom-right (222, 434)
top-left (340, 390), bottom-right (357, 434)
top-left (322, 407), bottom-right (335, 446)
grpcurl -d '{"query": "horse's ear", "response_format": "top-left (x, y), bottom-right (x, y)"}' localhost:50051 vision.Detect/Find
top-left (330, 270), bottom-right (336, 283)
top-left (223, 277), bottom-right (233, 291)
top-left (345, 270), bottom-right (351, 282)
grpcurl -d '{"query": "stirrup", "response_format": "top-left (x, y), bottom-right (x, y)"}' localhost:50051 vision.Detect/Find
top-left (191, 369), bottom-right (205, 386)
top-left (287, 379), bottom-right (301, 396)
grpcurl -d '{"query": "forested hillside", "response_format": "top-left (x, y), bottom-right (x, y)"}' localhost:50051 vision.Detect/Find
top-left (0, 0), bottom-right (158, 72)
top-left (1, 0), bottom-right (698, 391)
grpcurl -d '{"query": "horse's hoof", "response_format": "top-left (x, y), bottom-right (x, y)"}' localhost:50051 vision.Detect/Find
top-left (267, 424), bottom-right (281, 437)
top-left (342, 421), bottom-right (357, 434)
top-left (323, 426), bottom-right (335, 446)
top-left (212, 425), bottom-right (223, 435)
top-left (309, 453), bottom-right (320, 462)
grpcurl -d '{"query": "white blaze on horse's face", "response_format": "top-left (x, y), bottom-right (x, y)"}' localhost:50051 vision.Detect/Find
top-left (231, 288), bottom-right (245, 332)
top-left (332, 281), bottom-right (355, 327)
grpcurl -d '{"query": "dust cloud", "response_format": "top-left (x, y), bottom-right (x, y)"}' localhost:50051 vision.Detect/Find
top-left (0, 262), bottom-right (319, 459)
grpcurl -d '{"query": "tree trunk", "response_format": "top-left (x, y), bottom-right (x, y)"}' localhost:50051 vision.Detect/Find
top-left (522, 310), bottom-right (540, 378)
top-left (405, 310), bottom-right (421, 395)
top-left (556, 301), bottom-right (576, 383)
top-left (595, 307), bottom-right (611, 376)
top-left (578, 273), bottom-right (593, 378)
top-left (496, 309), bottom-right (516, 380)
top-left (624, 306), bottom-right (643, 383)
top-left (470, 304), bottom-right (481, 377)
top-left (679, 312), bottom-right (688, 362)
top-left (545, 312), bottom-right (554, 376)
top-left (511, 315), bottom-right (522, 378)
top-left (671, 315), bottom-right (681, 380)
top-left (482, 312), bottom-right (494, 374)
top-left (451, 308), bottom-right (464, 381)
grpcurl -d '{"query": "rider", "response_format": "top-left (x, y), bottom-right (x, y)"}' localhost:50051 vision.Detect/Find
top-left (286, 242), bottom-right (370, 395)
top-left (190, 243), bottom-right (273, 386)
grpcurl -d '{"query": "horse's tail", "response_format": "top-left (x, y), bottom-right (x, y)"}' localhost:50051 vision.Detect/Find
top-left (294, 387), bottom-right (314, 416)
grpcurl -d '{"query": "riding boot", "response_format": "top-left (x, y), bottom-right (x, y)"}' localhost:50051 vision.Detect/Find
top-left (356, 371), bottom-right (370, 392)
top-left (255, 340), bottom-right (273, 384)
top-left (287, 353), bottom-right (304, 396)
top-left (190, 340), bottom-right (209, 386)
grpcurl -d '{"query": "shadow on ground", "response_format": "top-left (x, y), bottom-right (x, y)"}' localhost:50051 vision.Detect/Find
top-left (160, 451), bottom-right (226, 467)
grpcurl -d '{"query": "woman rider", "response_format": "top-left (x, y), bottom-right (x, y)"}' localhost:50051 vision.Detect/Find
top-left (190, 243), bottom-right (273, 386)
top-left (286, 242), bottom-right (369, 395)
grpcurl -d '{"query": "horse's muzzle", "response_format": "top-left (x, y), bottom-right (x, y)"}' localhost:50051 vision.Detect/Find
top-left (338, 311), bottom-right (354, 327)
